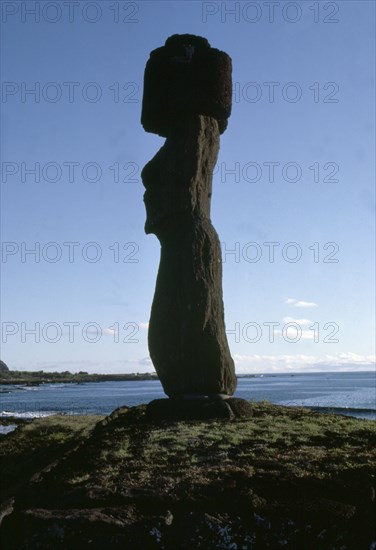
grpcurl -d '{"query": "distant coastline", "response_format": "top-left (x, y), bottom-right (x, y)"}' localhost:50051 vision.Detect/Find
top-left (0, 370), bottom-right (374, 387)
top-left (0, 370), bottom-right (159, 386)
top-left (0, 371), bottom-right (264, 386)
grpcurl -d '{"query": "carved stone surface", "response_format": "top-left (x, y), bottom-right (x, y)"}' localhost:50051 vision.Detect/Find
top-left (141, 35), bottom-right (237, 398)
top-left (141, 34), bottom-right (232, 136)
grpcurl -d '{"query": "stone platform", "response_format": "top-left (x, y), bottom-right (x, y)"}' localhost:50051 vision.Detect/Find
top-left (146, 397), bottom-right (253, 421)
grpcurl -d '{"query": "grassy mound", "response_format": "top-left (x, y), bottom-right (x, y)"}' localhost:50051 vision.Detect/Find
top-left (0, 403), bottom-right (375, 548)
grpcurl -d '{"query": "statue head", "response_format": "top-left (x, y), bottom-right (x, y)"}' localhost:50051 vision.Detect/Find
top-left (141, 34), bottom-right (232, 137)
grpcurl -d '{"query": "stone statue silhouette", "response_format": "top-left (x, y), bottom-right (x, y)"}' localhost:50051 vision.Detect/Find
top-left (141, 34), bottom-right (237, 399)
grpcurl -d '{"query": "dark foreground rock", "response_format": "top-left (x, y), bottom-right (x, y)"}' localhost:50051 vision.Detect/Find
top-left (1, 403), bottom-right (375, 549)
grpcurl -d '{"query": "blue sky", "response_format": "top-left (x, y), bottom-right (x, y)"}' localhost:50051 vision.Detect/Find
top-left (1, 0), bottom-right (375, 373)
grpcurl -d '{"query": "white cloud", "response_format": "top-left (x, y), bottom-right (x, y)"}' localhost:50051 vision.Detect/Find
top-left (103, 328), bottom-right (117, 335)
top-left (139, 322), bottom-right (149, 330)
top-left (285, 297), bottom-right (318, 308)
top-left (300, 331), bottom-right (315, 340)
top-left (233, 352), bottom-right (376, 373)
top-left (282, 317), bottom-right (312, 326)
top-left (294, 301), bottom-right (318, 308)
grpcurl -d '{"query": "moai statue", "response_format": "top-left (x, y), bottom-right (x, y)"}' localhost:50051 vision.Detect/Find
top-left (141, 34), bottom-right (237, 399)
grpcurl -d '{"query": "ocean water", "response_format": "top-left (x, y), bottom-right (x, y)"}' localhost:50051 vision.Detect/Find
top-left (0, 372), bottom-right (375, 430)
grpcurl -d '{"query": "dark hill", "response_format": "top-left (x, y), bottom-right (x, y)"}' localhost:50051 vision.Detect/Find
top-left (0, 361), bottom-right (9, 375)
